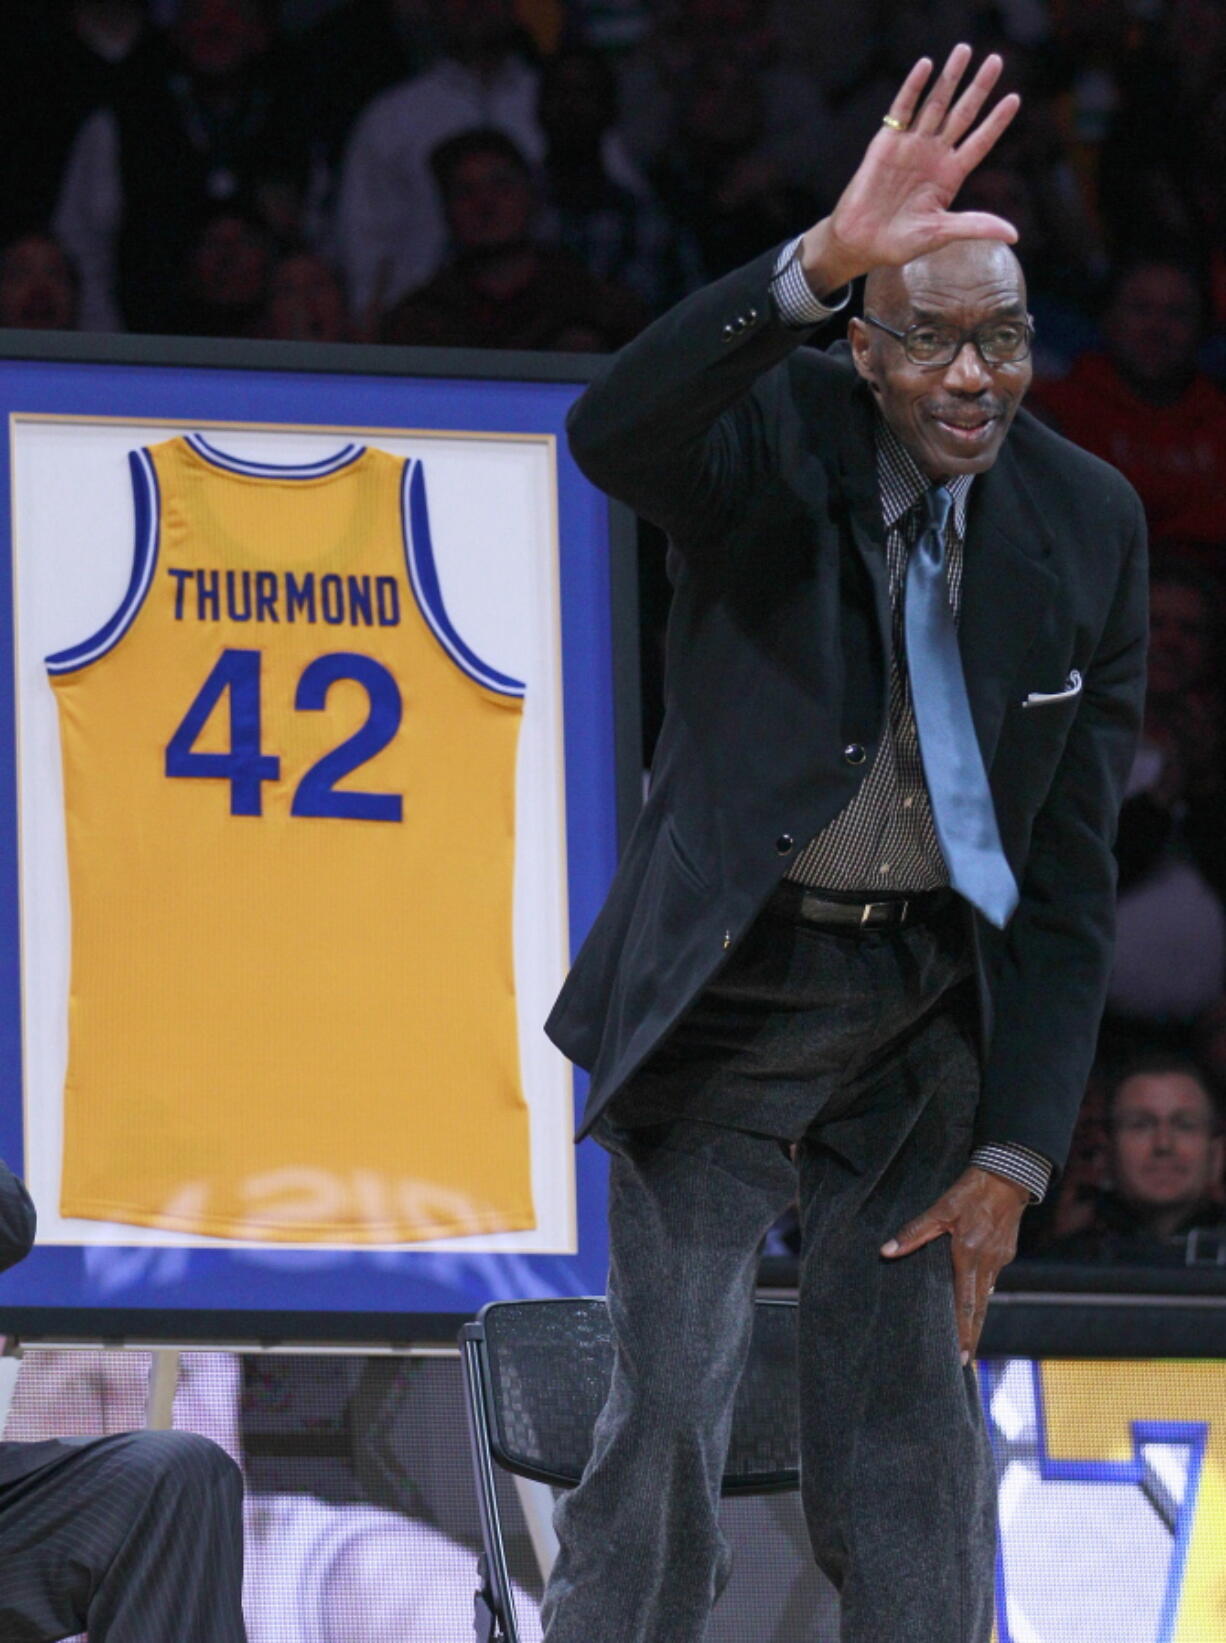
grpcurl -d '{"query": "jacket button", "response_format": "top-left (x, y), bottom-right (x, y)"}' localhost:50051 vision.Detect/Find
top-left (843, 743), bottom-right (866, 765)
top-left (746, 307), bottom-right (759, 323)
top-left (721, 322), bottom-right (736, 340)
top-left (775, 834), bottom-right (794, 854)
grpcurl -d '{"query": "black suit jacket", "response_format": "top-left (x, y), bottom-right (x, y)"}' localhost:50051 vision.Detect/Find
top-left (547, 246), bottom-right (1148, 1171)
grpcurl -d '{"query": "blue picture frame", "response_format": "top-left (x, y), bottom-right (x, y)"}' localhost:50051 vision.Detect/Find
top-left (0, 332), bottom-right (638, 1341)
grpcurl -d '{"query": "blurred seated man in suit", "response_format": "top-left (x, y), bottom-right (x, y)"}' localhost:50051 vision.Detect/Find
top-left (0, 1155), bottom-right (248, 1642)
top-left (1044, 1057), bottom-right (1226, 1265)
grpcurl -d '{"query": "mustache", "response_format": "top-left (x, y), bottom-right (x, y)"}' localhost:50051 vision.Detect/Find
top-left (927, 399), bottom-right (1008, 420)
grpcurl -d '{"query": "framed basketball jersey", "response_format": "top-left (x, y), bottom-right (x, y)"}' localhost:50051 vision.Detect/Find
top-left (50, 434), bottom-right (532, 1244)
top-left (0, 335), bottom-right (637, 1334)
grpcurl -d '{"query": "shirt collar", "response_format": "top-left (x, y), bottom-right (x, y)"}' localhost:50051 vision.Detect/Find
top-left (875, 414), bottom-right (974, 537)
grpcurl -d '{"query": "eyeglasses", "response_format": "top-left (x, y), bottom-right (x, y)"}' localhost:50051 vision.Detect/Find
top-left (1113, 1113), bottom-right (1218, 1138)
top-left (863, 313), bottom-right (1035, 367)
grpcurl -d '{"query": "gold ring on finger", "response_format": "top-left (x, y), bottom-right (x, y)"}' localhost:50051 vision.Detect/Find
top-left (881, 114), bottom-right (907, 131)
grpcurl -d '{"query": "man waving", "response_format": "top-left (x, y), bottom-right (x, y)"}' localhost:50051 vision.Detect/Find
top-left (543, 45), bottom-right (1146, 1643)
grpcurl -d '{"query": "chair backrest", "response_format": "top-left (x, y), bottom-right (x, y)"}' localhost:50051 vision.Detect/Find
top-left (466, 1295), bottom-right (799, 1494)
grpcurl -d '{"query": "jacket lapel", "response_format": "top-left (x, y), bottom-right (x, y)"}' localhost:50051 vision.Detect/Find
top-left (831, 381), bottom-right (893, 665)
top-left (960, 441), bottom-right (1059, 767)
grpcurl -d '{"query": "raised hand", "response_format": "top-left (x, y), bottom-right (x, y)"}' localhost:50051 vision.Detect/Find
top-left (801, 45), bottom-right (1021, 293)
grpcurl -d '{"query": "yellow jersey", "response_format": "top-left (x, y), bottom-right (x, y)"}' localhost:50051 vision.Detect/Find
top-left (49, 433), bottom-right (533, 1242)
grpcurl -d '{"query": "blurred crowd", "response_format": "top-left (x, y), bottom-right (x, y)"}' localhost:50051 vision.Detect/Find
top-left (1, 0), bottom-right (1225, 1266)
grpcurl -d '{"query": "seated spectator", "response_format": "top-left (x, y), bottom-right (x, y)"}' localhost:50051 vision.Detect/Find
top-left (176, 208), bottom-right (274, 338)
top-left (54, 0), bottom-right (308, 333)
top-left (0, 1155), bottom-right (247, 1640)
top-left (380, 128), bottom-right (646, 352)
top-left (1030, 259), bottom-right (1226, 557)
top-left (1107, 566), bottom-right (1226, 1033)
top-left (1042, 1057), bottom-right (1226, 1265)
top-left (0, 231), bottom-right (80, 330)
top-left (614, 0), bottom-right (830, 202)
top-left (649, 53), bottom-right (821, 283)
top-left (536, 45), bottom-right (699, 315)
top-left (7, 1341), bottom-right (542, 1643)
top-left (336, 0), bottom-right (553, 322)
top-left (0, 0), bottom-right (154, 248)
top-left (259, 249), bottom-right (349, 343)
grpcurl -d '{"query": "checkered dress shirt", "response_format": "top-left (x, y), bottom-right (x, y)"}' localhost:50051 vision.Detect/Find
top-left (785, 421), bottom-right (970, 894)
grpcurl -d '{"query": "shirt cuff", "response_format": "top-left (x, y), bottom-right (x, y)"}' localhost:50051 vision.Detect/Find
top-left (770, 236), bottom-right (852, 328)
top-left (970, 1143), bottom-right (1052, 1204)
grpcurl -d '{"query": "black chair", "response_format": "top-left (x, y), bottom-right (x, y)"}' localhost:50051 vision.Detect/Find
top-left (460, 1295), bottom-right (800, 1643)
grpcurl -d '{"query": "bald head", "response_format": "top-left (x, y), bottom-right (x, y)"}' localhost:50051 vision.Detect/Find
top-left (851, 238), bottom-right (1032, 480)
top-left (863, 239), bottom-right (1026, 327)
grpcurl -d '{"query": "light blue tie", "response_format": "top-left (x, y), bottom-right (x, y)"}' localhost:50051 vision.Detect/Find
top-left (904, 484), bottom-right (1018, 928)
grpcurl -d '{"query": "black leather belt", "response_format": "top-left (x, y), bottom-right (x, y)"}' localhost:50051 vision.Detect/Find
top-left (767, 879), bottom-right (953, 929)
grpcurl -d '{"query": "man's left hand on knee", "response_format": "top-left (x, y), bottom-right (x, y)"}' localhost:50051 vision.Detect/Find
top-left (879, 1166), bottom-right (1029, 1365)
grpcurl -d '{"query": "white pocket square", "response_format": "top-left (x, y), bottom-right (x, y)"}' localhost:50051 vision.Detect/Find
top-left (1022, 669), bottom-right (1083, 708)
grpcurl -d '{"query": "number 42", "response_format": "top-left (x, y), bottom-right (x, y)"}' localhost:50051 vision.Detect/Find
top-left (165, 647), bottom-right (403, 822)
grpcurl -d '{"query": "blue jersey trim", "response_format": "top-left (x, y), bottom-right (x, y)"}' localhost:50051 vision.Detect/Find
top-left (47, 448), bottom-right (160, 675)
top-left (401, 459), bottom-right (525, 698)
top-left (186, 433), bottom-right (365, 478)
top-left (983, 1359), bottom-right (1209, 1643)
